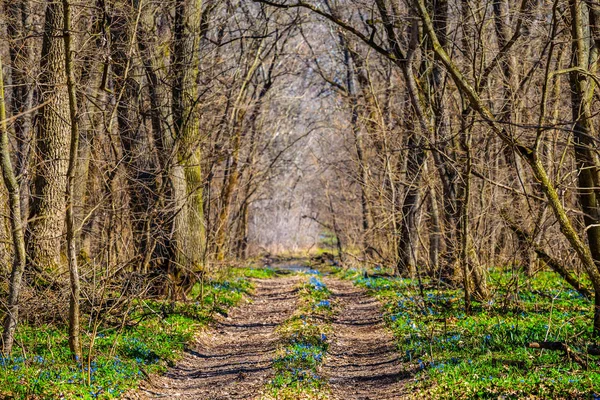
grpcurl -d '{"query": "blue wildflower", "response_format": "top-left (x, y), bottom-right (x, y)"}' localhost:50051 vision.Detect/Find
top-left (317, 300), bottom-right (330, 308)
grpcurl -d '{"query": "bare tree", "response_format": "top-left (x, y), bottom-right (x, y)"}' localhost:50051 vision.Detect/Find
top-left (0, 53), bottom-right (27, 356)
top-left (26, 0), bottom-right (71, 275)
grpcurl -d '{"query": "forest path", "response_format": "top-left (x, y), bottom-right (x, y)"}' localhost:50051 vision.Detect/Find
top-left (129, 273), bottom-right (410, 399)
top-left (133, 275), bottom-right (302, 400)
top-left (322, 278), bottom-right (411, 400)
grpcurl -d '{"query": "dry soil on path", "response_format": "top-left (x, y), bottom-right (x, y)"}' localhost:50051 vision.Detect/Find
top-left (322, 278), bottom-right (410, 400)
top-left (128, 274), bottom-right (410, 400)
top-left (131, 275), bottom-right (302, 400)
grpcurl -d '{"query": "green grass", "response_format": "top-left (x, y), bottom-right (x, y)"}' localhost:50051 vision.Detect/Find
top-left (0, 267), bottom-right (274, 400)
top-left (264, 273), bottom-right (332, 399)
top-left (340, 267), bottom-right (600, 399)
top-left (231, 266), bottom-right (278, 280)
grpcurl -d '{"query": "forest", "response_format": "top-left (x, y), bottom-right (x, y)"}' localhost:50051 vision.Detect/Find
top-left (1, 0), bottom-right (600, 398)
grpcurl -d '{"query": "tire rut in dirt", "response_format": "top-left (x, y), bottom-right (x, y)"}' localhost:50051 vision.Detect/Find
top-left (136, 276), bottom-right (301, 400)
top-left (322, 279), bottom-right (410, 400)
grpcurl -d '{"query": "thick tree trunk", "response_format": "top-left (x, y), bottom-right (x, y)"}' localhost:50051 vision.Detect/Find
top-left (170, 0), bottom-right (206, 298)
top-left (372, 0), bottom-right (430, 275)
top-left (425, 0), bottom-right (461, 278)
top-left (27, 0), bottom-right (70, 274)
top-left (74, 2), bottom-right (104, 259)
top-left (426, 0), bottom-right (447, 276)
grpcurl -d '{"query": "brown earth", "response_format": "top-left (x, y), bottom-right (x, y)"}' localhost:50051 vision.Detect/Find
top-left (128, 275), bottom-right (302, 400)
top-left (127, 274), bottom-right (410, 400)
top-left (322, 278), bottom-right (411, 400)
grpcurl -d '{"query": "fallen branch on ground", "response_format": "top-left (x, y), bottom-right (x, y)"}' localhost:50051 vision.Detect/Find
top-left (528, 342), bottom-right (587, 368)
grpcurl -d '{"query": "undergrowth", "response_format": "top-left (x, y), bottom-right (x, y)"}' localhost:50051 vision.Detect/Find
top-left (0, 266), bottom-right (273, 400)
top-left (264, 272), bottom-right (333, 399)
top-left (339, 267), bottom-right (600, 399)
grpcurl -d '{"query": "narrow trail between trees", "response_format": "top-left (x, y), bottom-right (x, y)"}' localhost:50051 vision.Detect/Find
top-left (323, 279), bottom-right (410, 400)
top-left (130, 273), bottom-right (410, 399)
top-left (134, 275), bottom-right (302, 400)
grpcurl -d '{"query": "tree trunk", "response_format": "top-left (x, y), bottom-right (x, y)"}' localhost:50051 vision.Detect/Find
top-left (416, 0), bottom-right (600, 334)
top-left (110, 0), bottom-right (157, 270)
top-left (425, 161), bottom-right (441, 273)
top-left (425, 0), bottom-right (460, 278)
top-left (5, 0), bottom-right (34, 227)
top-left (74, 1), bottom-right (104, 259)
top-left (458, 125), bottom-right (473, 312)
top-left (214, 41), bottom-right (266, 261)
top-left (372, 0), bottom-right (430, 275)
top-left (170, 0), bottom-right (206, 298)
top-left (62, 0), bottom-right (81, 359)
top-left (492, 0), bottom-right (535, 272)
top-left (344, 46), bottom-right (372, 260)
top-left (136, 5), bottom-right (175, 273)
top-left (0, 53), bottom-right (27, 356)
top-left (397, 132), bottom-right (425, 275)
top-left (27, 0), bottom-right (71, 274)
top-left (568, 0), bottom-right (600, 335)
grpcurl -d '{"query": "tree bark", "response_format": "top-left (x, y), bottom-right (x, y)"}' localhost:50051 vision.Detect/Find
top-left (568, 0), bottom-right (600, 335)
top-left (5, 0), bottom-right (34, 226)
top-left (0, 53), bottom-right (27, 356)
top-left (415, 0), bottom-right (600, 334)
top-left (214, 40), bottom-right (266, 261)
top-left (27, 0), bottom-right (71, 274)
top-left (62, 0), bottom-right (81, 359)
top-left (110, 0), bottom-right (157, 270)
top-left (170, 0), bottom-right (206, 298)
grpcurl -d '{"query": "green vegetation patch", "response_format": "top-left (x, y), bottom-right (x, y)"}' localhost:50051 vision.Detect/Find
top-left (231, 266), bottom-right (278, 280)
top-left (0, 267), bottom-right (274, 400)
top-left (341, 267), bottom-right (600, 399)
top-left (264, 273), bottom-right (333, 399)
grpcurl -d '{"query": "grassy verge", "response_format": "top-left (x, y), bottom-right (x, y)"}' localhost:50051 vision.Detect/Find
top-left (264, 273), bottom-right (333, 399)
top-left (339, 267), bottom-right (600, 399)
top-left (0, 266), bottom-right (274, 400)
